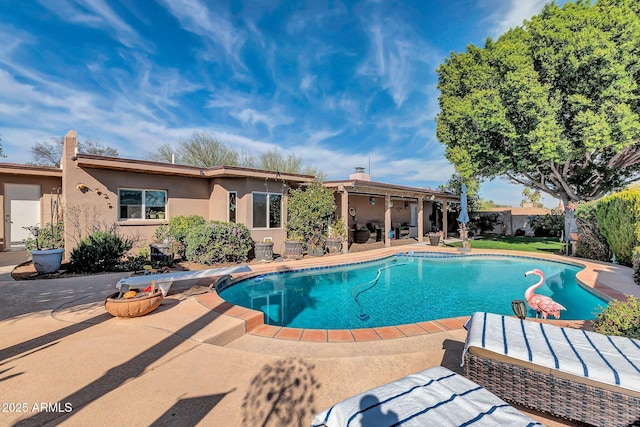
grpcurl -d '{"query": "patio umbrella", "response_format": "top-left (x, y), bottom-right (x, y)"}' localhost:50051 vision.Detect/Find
top-left (457, 183), bottom-right (470, 227)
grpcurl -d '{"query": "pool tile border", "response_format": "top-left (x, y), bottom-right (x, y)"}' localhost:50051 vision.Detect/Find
top-left (195, 245), bottom-right (633, 342)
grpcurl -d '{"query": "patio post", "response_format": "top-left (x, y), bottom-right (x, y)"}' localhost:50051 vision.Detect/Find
top-left (385, 194), bottom-right (392, 247)
top-left (442, 201), bottom-right (448, 239)
top-left (417, 195), bottom-right (424, 243)
top-left (340, 186), bottom-right (349, 253)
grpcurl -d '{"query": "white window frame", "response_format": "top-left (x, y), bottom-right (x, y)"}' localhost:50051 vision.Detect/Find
top-left (118, 188), bottom-right (167, 221)
top-left (251, 191), bottom-right (283, 229)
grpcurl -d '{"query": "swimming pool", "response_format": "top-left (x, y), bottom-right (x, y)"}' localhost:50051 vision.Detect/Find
top-left (218, 254), bottom-right (608, 329)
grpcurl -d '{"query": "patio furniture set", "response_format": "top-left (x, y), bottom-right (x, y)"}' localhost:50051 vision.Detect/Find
top-left (312, 312), bottom-right (640, 427)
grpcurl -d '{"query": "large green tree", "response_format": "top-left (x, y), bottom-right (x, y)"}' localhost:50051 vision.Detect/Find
top-left (521, 188), bottom-right (543, 208)
top-left (437, 0), bottom-right (640, 244)
top-left (145, 132), bottom-right (324, 177)
top-left (31, 137), bottom-right (118, 166)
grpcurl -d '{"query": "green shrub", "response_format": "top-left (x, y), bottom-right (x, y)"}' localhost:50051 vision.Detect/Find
top-left (529, 210), bottom-right (564, 237)
top-left (574, 201), bottom-right (611, 262)
top-left (470, 213), bottom-right (502, 234)
top-left (69, 231), bottom-right (135, 273)
top-left (168, 215), bottom-right (206, 258)
top-left (184, 221), bottom-right (252, 264)
top-left (595, 189), bottom-right (640, 266)
top-left (287, 181), bottom-right (335, 242)
top-left (592, 296), bottom-right (640, 339)
top-left (633, 247), bottom-right (640, 285)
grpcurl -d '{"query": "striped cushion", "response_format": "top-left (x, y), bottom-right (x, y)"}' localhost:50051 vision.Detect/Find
top-left (463, 312), bottom-right (640, 393)
top-left (311, 366), bottom-right (541, 427)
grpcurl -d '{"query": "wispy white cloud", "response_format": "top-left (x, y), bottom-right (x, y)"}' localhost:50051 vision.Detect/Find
top-left (37, 0), bottom-right (149, 50)
top-left (158, 0), bottom-right (248, 72)
top-left (356, 13), bottom-right (438, 108)
top-left (306, 129), bottom-right (343, 146)
top-left (231, 108), bottom-right (294, 134)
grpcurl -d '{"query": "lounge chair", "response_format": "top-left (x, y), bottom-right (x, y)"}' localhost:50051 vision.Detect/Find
top-left (462, 312), bottom-right (640, 426)
top-left (311, 366), bottom-right (542, 426)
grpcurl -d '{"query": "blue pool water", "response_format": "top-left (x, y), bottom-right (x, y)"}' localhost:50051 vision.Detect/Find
top-left (218, 254), bottom-right (608, 329)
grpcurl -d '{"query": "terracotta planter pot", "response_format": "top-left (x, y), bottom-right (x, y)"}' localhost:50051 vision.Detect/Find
top-left (105, 290), bottom-right (163, 318)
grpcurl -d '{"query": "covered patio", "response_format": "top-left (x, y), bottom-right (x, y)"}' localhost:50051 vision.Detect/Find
top-left (324, 168), bottom-right (460, 252)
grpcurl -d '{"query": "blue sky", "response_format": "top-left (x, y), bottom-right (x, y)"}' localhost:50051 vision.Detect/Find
top-left (0, 0), bottom-right (566, 207)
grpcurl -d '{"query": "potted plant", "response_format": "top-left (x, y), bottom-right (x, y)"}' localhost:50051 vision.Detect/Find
top-left (254, 238), bottom-right (274, 261)
top-left (25, 223), bottom-right (65, 274)
top-left (354, 225), bottom-right (371, 244)
top-left (427, 231), bottom-right (441, 246)
top-left (286, 181), bottom-right (335, 259)
top-left (326, 217), bottom-right (347, 254)
top-left (23, 188), bottom-right (65, 274)
top-left (306, 228), bottom-right (325, 256)
top-left (284, 233), bottom-right (304, 260)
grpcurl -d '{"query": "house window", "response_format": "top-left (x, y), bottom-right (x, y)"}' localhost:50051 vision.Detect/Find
top-left (228, 191), bottom-right (237, 223)
top-left (252, 192), bottom-right (282, 229)
top-left (119, 189), bottom-right (167, 220)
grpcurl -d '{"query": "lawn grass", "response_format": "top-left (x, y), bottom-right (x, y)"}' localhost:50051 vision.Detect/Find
top-left (446, 234), bottom-right (564, 254)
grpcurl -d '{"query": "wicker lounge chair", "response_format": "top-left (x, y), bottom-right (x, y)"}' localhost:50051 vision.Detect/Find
top-left (462, 312), bottom-right (640, 426)
top-left (311, 366), bottom-right (542, 426)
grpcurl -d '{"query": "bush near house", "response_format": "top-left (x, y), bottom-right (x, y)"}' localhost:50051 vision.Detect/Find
top-left (69, 231), bottom-right (135, 273)
top-left (167, 215), bottom-right (207, 258)
top-left (184, 221), bottom-right (252, 264)
top-left (574, 201), bottom-right (612, 262)
top-left (592, 296), bottom-right (640, 339)
top-left (595, 189), bottom-right (640, 266)
top-left (287, 181), bottom-right (335, 244)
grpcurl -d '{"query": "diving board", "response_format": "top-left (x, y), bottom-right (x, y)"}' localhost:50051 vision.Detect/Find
top-left (116, 265), bottom-right (251, 296)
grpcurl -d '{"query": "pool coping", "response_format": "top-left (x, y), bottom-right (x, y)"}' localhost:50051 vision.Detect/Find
top-left (194, 245), bottom-right (634, 342)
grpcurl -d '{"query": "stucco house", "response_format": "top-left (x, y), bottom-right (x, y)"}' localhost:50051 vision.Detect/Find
top-left (1, 130), bottom-right (315, 256)
top-left (1, 130), bottom-right (459, 258)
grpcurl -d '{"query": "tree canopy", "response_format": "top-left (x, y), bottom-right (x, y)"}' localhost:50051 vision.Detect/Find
top-left (145, 132), bottom-right (324, 178)
top-left (437, 0), bottom-right (640, 207)
top-left (30, 137), bottom-right (118, 166)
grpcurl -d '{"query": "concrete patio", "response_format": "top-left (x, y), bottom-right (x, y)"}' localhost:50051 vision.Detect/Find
top-left (1, 245), bottom-right (637, 426)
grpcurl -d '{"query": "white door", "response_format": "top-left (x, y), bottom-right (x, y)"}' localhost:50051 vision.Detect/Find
top-left (4, 184), bottom-right (41, 250)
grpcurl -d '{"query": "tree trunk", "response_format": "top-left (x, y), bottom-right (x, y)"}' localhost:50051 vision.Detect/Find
top-left (562, 197), bottom-right (575, 255)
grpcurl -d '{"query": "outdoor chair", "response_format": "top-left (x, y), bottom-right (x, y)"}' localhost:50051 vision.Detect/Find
top-left (462, 312), bottom-right (640, 426)
top-left (311, 366), bottom-right (542, 426)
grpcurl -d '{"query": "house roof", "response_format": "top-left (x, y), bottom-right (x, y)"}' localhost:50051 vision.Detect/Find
top-left (74, 153), bottom-right (316, 182)
top-left (323, 179), bottom-right (459, 202)
top-left (0, 163), bottom-right (63, 177)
